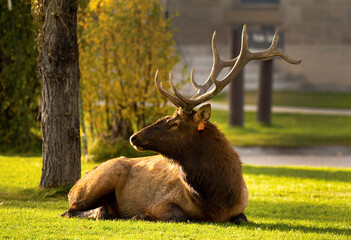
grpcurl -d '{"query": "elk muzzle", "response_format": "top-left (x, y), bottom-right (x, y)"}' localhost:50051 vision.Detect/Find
top-left (130, 133), bottom-right (150, 151)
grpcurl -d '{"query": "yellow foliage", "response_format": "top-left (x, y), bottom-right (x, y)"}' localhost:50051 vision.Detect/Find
top-left (79, 0), bottom-right (180, 140)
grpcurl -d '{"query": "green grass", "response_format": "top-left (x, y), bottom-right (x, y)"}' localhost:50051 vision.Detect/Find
top-left (1, 155), bottom-right (351, 239)
top-left (211, 110), bottom-right (351, 147)
top-left (213, 91), bottom-right (351, 109)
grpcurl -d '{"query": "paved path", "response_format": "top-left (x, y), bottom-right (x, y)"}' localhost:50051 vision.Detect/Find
top-left (210, 102), bottom-right (351, 116)
top-left (208, 102), bottom-right (351, 167)
top-left (235, 146), bottom-right (351, 168)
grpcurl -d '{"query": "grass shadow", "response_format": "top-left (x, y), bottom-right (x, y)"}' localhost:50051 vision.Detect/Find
top-left (0, 185), bottom-right (71, 203)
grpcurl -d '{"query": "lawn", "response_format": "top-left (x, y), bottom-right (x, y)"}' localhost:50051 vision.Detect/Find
top-left (211, 110), bottom-right (351, 147)
top-left (0, 155), bottom-right (350, 239)
top-left (213, 91), bottom-right (351, 109)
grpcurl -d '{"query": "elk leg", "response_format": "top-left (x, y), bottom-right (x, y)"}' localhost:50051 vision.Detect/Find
top-left (62, 192), bottom-right (119, 220)
top-left (143, 202), bottom-right (189, 222)
top-left (67, 157), bottom-right (131, 211)
top-left (62, 206), bottom-right (109, 220)
top-left (98, 192), bottom-right (119, 218)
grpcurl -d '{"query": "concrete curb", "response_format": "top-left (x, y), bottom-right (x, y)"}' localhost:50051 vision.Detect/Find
top-left (235, 146), bottom-right (351, 168)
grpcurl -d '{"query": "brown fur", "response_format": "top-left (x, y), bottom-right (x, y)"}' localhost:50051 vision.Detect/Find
top-left (63, 105), bottom-right (248, 222)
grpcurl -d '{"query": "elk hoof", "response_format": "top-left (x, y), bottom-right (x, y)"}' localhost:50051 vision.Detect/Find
top-left (231, 213), bottom-right (248, 225)
top-left (131, 214), bottom-right (146, 221)
top-left (95, 206), bottom-right (109, 220)
top-left (61, 210), bottom-right (69, 218)
top-left (61, 209), bottom-right (77, 218)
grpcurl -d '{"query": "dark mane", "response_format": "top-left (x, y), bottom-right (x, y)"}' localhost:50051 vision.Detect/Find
top-left (167, 122), bottom-right (243, 220)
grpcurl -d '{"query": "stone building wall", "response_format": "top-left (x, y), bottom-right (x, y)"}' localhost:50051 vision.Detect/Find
top-left (167, 0), bottom-right (351, 92)
top-left (280, 0), bottom-right (351, 91)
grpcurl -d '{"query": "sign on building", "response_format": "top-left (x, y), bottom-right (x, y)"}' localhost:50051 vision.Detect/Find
top-left (247, 29), bottom-right (284, 50)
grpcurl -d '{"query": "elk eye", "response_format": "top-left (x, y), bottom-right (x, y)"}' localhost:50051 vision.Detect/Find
top-left (168, 122), bottom-right (179, 130)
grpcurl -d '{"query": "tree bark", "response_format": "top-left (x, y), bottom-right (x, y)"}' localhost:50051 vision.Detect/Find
top-left (38, 0), bottom-right (81, 188)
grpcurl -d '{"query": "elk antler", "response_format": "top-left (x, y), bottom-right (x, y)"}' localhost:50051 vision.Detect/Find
top-left (155, 25), bottom-right (302, 114)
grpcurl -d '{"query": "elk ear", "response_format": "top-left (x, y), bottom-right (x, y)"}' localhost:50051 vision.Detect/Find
top-left (194, 104), bottom-right (211, 124)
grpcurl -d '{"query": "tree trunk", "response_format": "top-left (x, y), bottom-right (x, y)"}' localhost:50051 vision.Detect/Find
top-left (38, 0), bottom-right (81, 188)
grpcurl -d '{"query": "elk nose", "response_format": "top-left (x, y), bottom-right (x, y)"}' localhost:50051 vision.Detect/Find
top-left (130, 134), bottom-right (137, 144)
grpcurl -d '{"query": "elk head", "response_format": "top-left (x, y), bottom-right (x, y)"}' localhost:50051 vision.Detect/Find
top-left (130, 103), bottom-right (211, 158)
top-left (130, 25), bottom-right (301, 157)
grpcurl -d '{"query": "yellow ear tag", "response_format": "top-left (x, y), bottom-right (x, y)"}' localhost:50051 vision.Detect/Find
top-left (198, 121), bottom-right (205, 131)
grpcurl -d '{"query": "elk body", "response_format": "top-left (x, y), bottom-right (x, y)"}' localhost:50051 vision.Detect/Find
top-left (62, 26), bottom-right (301, 222)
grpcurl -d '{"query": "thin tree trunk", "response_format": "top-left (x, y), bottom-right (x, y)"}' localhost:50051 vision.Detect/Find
top-left (105, 97), bottom-right (111, 131)
top-left (79, 89), bottom-right (88, 159)
top-left (89, 102), bottom-right (95, 141)
top-left (38, 0), bottom-right (81, 188)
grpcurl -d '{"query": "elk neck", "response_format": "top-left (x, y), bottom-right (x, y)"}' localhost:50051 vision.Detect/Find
top-left (164, 122), bottom-right (244, 216)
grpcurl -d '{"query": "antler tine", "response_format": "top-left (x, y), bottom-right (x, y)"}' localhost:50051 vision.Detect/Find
top-left (211, 24), bottom-right (251, 89)
top-left (270, 29), bottom-right (279, 49)
top-left (154, 70), bottom-right (188, 110)
top-left (190, 68), bottom-right (200, 90)
top-left (212, 31), bottom-right (238, 69)
top-left (241, 24), bottom-right (249, 54)
top-left (192, 31), bottom-right (239, 98)
top-left (169, 73), bottom-right (193, 108)
top-left (255, 28), bottom-right (302, 64)
top-left (183, 26), bottom-right (251, 105)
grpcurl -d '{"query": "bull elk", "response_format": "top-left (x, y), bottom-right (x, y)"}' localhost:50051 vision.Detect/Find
top-left (62, 25), bottom-right (301, 222)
